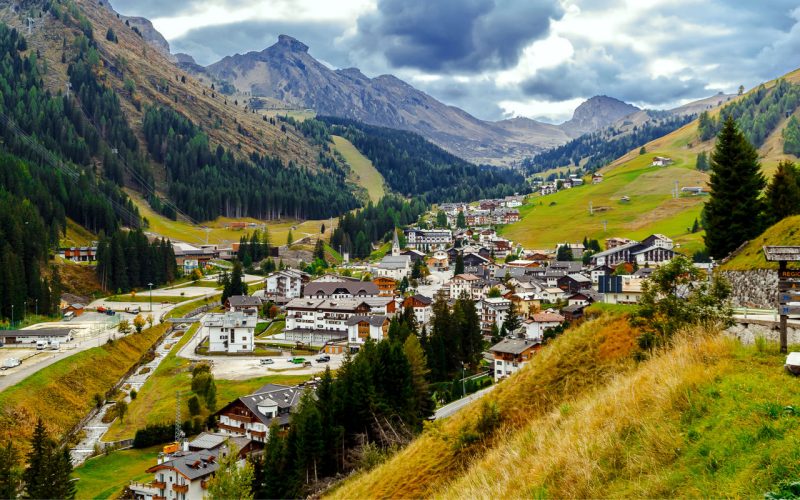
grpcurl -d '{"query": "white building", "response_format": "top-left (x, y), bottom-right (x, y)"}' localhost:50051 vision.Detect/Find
top-left (215, 383), bottom-right (302, 443)
top-left (480, 297), bottom-right (511, 334)
top-left (450, 273), bottom-right (481, 299)
top-left (204, 311), bottom-right (256, 353)
top-left (346, 315), bottom-right (390, 346)
top-left (283, 297), bottom-right (394, 344)
top-left (264, 269), bottom-right (308, 299)
top-left (523, 312), bottom-right (564, 342)
top-left (490, 338), bottom-right (540, 381)
top-left (405, 228), bottom-right (453, 252)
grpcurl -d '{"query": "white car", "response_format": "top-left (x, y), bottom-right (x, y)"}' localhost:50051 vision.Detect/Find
top-left (259, 359), bottom-right (275, 366)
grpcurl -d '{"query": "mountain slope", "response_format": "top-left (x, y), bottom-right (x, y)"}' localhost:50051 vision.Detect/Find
top-left (560, 95), bottom-right (640, 136)
top-left (328, 314), bottom-right (799, 498)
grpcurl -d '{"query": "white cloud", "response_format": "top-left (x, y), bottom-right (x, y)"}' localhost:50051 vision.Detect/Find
top-left (498, 97), bottom-right (585, 123)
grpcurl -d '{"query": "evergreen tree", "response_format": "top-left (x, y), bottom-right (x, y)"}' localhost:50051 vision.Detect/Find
top-left (258, 422), bottom-right (288, 499)
top-left (503, 303), bottom-right (522, 336)
top-left (696, 151), bottom-right (709, 171)
top-left (23, 419), bottom-right (74, 499)
top-left (435, 211), bottom-right (448, 228)
top-left (222, 261), bottom-right (246, 304)
top-left (783, 116), bottom-right (800, 156)
top-left (704, 116), bottom-right (767, 259)
top-left (313, 239), bottom-right (326, 262)
top-left (764, 160), bottom-right (800, 225)
top-left (0, 442), bottom-right (20, 500)
top-left (456, 211), bottom-right (466, 229)
top-left (454, 253), bottom-right (465, 275)
top-left (556, 245), bottom-right (573, 261)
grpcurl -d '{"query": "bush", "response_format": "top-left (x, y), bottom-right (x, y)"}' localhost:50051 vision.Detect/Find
top-left (188, 395), bottom-right (201, 416)
top-left (130, 389), bottom-right (138, 400)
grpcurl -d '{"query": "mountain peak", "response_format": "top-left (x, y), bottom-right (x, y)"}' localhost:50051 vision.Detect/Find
top-left (274, 35), bottom-right (309, 53)
top-left (560, 95), bottom-right (639, 137)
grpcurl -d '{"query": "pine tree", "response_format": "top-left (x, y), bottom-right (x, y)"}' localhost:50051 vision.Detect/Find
top-left (456, 211), bottom-right (466, 229)
top-left (24, 419), bottom-right (51, 499)
top-left (404, 335), bottom-right (434, 422)
top-left (454, 253), bottom-right (464, 275)
top-left (764, 160), bottom-right (800, 225)
top-left (704, 115), bottom-right (766, 259)
top-left (696, 151), bottom-right (709, 171)
top-left (48, 447), bottom-right (76, 500)
top-left (258, 423), bottom-right (287, 499)
top-left (556, 245), bottom-right (573, 261)
top-left (0, 442), bottom-right (20, 499)
top-left (503, 303), bottom-right (522, 336)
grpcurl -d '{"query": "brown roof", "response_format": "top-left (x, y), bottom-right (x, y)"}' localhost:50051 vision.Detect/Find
top-left (529, 313), bottom-right (565, 323)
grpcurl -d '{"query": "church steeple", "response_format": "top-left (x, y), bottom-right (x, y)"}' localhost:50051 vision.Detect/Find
top-left (391, 229), bottom-right (400, 257)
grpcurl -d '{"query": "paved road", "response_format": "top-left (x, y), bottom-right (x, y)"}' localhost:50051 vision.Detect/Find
top-left (434, 384), bottom-right (497, 420)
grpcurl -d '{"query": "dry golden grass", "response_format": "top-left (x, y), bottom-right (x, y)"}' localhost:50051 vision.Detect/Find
top-left (437, 332), bottom-right (731, 499)
top-left (327, 314), bottom-right (639, 499)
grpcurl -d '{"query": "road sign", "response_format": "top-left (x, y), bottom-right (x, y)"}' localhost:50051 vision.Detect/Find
top-left (779, 292), bottom-right (800, 303)
top-left (779, 269), bottom-right (800, 279)
top-left (780, 305), bottom-right (800, 316)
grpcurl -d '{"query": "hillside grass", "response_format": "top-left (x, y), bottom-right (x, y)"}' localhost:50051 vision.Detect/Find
top-left (327, 313), bottom-right (641, 498)
top-left (74, 444), bottom-right (162, 500)
top-left (0, 323), bottom-right (169, 454)
top-left (721, 214), bottom-right (800, 270)
top-left (127, 190), bottom-right (332, 246)
top-left (439, 335), bottom-right (800, 499)
top-left (501, 154), bottom-right (707, 255)
top-left (332, 135), bottom-right (386, 204)
top-left (60, 218), bottom-right (97, 247)
top-left (329, 317), bottom-right (800, 498)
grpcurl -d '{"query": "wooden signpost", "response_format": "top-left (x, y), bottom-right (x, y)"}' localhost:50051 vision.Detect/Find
top-left (764, 246), bottom-right (800, 353)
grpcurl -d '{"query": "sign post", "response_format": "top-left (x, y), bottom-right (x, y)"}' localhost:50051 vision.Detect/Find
top-left (764, 246), bottom-right (800, 353)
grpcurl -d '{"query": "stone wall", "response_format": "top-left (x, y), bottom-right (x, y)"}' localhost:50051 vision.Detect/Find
top-left (720, 270), bottom-right (777, 308)
top-left (727, 319), bottom-right (800, 345)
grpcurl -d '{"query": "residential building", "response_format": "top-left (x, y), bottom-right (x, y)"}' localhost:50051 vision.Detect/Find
top-left (283, 297), bottom-right (393, 344)
top-left (557, 273), bottom-right (592, 294)
top-left (598, 275), bottom-right (645, 304)
top-left (404, 229), bottom-right (453, 252)
top-left (58, 246), bottom-right (97, 262)
top-left (204, 311), bottom-right (256, 353)
top-left (490, 338), bottom-right (540, 380)
top-left (592, 173), bottom-right (604, 184)
top-left (303, 281), bottom-right (379, 299)
top-left (523, 312), bottom-right (565, 342)
top-left (541, 287), bottom-right (566, 303)
top-left (651, 156), bottom-right (673, 166)
top-left (605, 237), bottom-right (635, 249)
top-left (462, 252), bottom-right (491, 274)
top-left (479, 297), bottom-right (511, 334)
top-left (346, 315), bottom-right (390, 346)
top-left (133, 447), bottom-right (221, 500)
top-left (402, 294), bottom-right (433, 325)
top-left (225, 295), bottom-right (262, 314)
top-left (264, 269), bottom-right (309, 300)
top-left (591, 235), bottom-right (675, 267)
top-left (450, 273), bottom-right (481, 299)
top-left (372, 276), bottom-right (398, 297)
top-left (0, 327), bottom-right (73, 346)
top-left (561, 303), bottom-right (587, 322)
top-left (215, 383), bottom-right (303, 443)
top-left (507, 292), bottom-right (541, 318)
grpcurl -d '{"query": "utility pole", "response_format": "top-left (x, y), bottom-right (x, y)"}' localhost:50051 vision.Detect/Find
top-left (148, 282), bottom-right (153, 313)
top-left (589, 201), bottom-right (593, 215)
top-left (603, 220), bottom-right (608, 232)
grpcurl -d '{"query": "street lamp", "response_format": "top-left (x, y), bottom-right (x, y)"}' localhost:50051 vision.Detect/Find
top-left (23, 301), bottom-right (26, 323)
top-left (35, 299), bottom-right (38, 318)
top-left (148, 283), bottom-right (154, 312)
top-left (10, 304), bottom-right (13, 329)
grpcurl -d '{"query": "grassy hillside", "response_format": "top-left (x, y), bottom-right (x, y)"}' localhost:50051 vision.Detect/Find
top-left (503, 69), bottom-right (800, 255)
top-left (74, 444), bottom-right (162, 500)
top-left (0, 323), bottom-right (169, 454)
top-left (332, 135), bottom-right (386, 203)
top-left (328, 318), bottom-right (800, 498)
top-left (720, 215), bottom-right (800, 270)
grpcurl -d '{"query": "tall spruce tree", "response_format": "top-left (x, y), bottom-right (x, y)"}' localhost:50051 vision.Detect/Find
top-left (0, 442), bottom-right (20, 499)
top-left (454, 253), bottom-right (465, 275)
top-left (764, 160), bottom-right (800, 225)
top-left (704, 115), bottom-right (766, 259)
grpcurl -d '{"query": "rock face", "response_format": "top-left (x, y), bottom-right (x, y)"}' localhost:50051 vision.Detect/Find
top-left (720, 270), bottom-right (778, 309)
top-left (203, 35), bottom-right (640, 165)
top-left (105, 2), bottom-right (173, 60)
top-left (560, 96), bottom-right (640, 137)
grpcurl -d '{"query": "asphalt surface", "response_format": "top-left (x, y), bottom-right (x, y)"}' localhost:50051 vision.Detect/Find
top-left (434, 384), bottom-right (497, 420)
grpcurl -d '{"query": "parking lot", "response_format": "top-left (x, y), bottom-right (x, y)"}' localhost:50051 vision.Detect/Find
top-left (209, 354), bottom-right (346, 380)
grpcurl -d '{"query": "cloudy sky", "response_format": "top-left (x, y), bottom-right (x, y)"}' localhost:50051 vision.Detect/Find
top-left (109, 0), bottom-right (800, 123)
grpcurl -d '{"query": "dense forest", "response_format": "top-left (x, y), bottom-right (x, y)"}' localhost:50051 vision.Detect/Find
top-left (523, 113), bottom-right (695, 174)
top-left (330, 196), bottom-right (427, 259)
top-left (0, 23), bottom-right (148, 322)
top-left (319, 117), bottom-right (529, 203)
top-left (95, 228), bottom-right (177, 293)
top-left (142, 107), bottom-right (360, 221)
top-left (698, 80), bottom-right (800, 147)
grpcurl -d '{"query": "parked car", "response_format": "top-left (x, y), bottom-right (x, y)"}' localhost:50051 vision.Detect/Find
top-left (96, 306), bottom-right (107, 313)
top-left (105, 309), bottom-right (116, 316)
top-left (316, 355), bottom-right (331, 363)
top-left (1, 358), bottom-right (21, 370)
top-left (36, 340), bottom-right (47, 350)
top-left (259, 359), bottom-right (274, 366)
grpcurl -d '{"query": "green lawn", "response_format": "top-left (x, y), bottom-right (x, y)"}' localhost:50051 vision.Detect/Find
top-left (259, 320), bottom-right (285, 338)
top-left (173, 280), bottom-right (221, 289)
top-left (74, 445), bottom-right (162, 500)
top-left (332, 135), bottom-right (386, 203)
top-left (721, 214), bottom-right (800, 270)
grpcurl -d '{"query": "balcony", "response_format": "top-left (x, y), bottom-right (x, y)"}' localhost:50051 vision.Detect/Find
top-left (173, 484), bottom-right (189, 494)
top-left (218, 422), bottom-right (246, 434)
top-left (151, 481), bottom-right (166, 490)
top-left (224, 413), bottom-right (255, 424)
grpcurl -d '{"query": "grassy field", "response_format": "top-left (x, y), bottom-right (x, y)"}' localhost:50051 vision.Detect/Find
top-left (501, 151), bottom-right (708, 255)
top-left (60, 218), bottom-right (97, 248)
top-left (74, 445), bottom-right (162, 500)
top-left (258, 320), bottom-right (285, 338)
top-left (0, 323), bottom-right (169, 454)
top-left (328, 315), bottom-right (800, 499)
top-left (127, 190), bottom-right (333, 246)
top-left (721, 214), bottom-right (800, 270)
top-left (332, 135), bottom-right (386, 203)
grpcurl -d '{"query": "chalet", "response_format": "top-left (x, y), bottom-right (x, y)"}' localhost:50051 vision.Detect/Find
top-left (490, 238), bottom-right (512, 259)
top-left (651, 156), bottom-right (673, 167)
top-left (225, 295), bottom-right (261, 314)
top-left (303, 281), bottom-right (379, 299)
top-left (557, 273), bottom-right (592, 294)
top-left (567, 291), bottom-right (598, 307)
top-left (566, 175), bottom-right (584, 187)
top-left (506, 259), bottom-right (541, 269)
top-left (215, 383), bottom-right (303, 443)
top-left (592, 173), bottom-right (604, 184)
top-left (561, 303), bottom-right (586, 322)
top-left (426, 251), bottom-right (449, 271)
top-left (283, 297), bottom-right (393, 344)
top-left (58, 246), bottom-right (97, 262)
top-left (402, 294), bottom-right (433, 325)
top-left (478, 229), bottom-right (497, 244)
top-left (204, 311), bottom-right (256, 353)
top-left (592, 235), bottom-right (675, 267)
top-left (346, 315), bottom-right (390, 347)
top-left (462, 252), bottom-right (490, 274)
top-left (401, 249), bottom-right (426, 263)
top-left (605, 237), bottom-right (635, 249)
top-left (541, 287), bottom-right (566, 303)
top-left (490, 338), bottom-right (540, 381)
top-left (524, 312), bottom-right (565, 341)
top-left (135, 447), bottom-right (221, 500)
top-left (372, 277), bottom-right (398, 297)
top-left (540, 183), bottom-right (557, 196)
top-left (264, 269), bottom-right (309, 300)
top-left (508, 292), bottom-right (541, 318)
top-left (173, 242), bottom-right (217, 266)
top-left (62, 302), bottom-right (85, 318)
